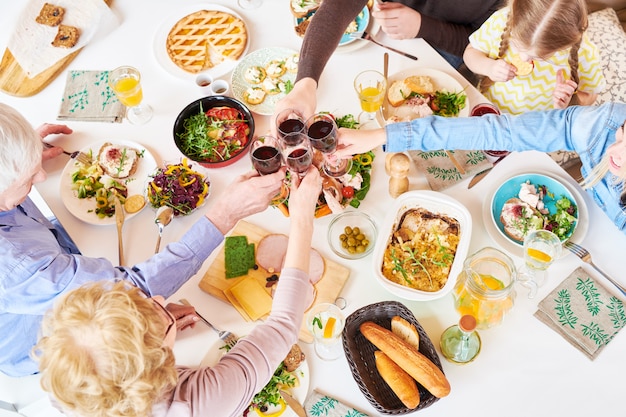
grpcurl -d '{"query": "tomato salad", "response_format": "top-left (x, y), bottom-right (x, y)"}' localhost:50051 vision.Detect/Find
top-left (177, 106), bottom-right (251, 163)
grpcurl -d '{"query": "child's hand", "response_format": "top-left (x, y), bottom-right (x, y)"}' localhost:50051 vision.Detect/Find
top-left (553, 69), bottom-right (577, 109)
top-left (487, 59), bottom-right (517, 82)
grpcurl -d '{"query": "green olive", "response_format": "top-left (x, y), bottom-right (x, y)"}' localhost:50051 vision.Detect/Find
top-left (344, 226), bottom-right (353, 235)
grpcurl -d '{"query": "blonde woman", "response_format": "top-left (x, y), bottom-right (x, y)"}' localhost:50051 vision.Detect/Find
top-left (34, 166), bottom-right (322, 417)
top-left (464, 0), bottom-right (605, 113)
top-left (335, 103), bottom-right (626, 233)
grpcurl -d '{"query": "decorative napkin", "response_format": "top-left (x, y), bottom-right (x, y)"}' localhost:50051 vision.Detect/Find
top-left (57, 70), bottom-right (125, 122)
top-left (407, 150), bottom-right (492, 191)
top-left (534, 266), bottom-right (626, 360)
top-left (304, 390), bottom-right (369, 417)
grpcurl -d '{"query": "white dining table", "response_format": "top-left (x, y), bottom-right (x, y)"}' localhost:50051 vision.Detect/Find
top-left (1, 1), bottom-right (625, 417)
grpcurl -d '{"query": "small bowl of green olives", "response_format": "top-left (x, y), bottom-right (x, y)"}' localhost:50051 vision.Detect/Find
top-left (327, 211), bottom-right (377, 259)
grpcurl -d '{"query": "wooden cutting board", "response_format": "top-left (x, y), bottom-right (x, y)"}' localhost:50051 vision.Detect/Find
top-left (199, 220), bottom-right (351, 343)
top-left (0, 0), bottom-right (112, 97)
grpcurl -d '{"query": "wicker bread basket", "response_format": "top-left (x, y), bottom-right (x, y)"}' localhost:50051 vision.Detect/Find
top-left (342, 301), bottom-right (445, 414)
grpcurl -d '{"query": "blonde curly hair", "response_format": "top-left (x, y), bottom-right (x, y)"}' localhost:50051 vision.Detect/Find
top-left (34, 281), bottom-right (178, 417)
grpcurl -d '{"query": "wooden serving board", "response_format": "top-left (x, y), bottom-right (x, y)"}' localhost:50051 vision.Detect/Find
top-left (199, 220), bottom-right (350, 343)
top-left (0, 0), bottom-right (112, 97)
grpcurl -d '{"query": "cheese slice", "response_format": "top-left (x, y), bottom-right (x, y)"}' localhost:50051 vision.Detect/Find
top-left (228, 277), bottom-right (273, 321)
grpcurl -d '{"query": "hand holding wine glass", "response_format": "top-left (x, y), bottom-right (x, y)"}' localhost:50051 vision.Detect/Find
top-left (276, 108), bottom-right (306, 146)
top-left (250, 135), bottom-right (282, 175)
top-left (280, 136), bottom-right (313, 178)
top-left (306, 113), bottom-right (351, 177)
top-left (108, 66), bottom-right (153, 125)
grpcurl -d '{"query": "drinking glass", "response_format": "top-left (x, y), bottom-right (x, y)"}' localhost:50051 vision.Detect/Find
top-left (519, 230), bottom-right (562, 298)
top-left (280, 136), bottom-right (313, 178)
top-left (353, 70), bottom-right (387, 126)
top-left (250, 135), bottom-right (282, 175)
top-left (238, 0), bottom-right (262, 9)
top-left (276, 108), bottom-right (306, 146)
top-left (306, 113), bottom-right (352, 177)
top-left (307, 302), bottom-right (345, 361)
top-left (108, 66), bottom-right (153, 125)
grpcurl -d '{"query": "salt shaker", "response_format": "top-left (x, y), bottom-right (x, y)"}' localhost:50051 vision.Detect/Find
top-left (440, 315), bottom-right (481, 364)
top-left (388, 153), bottom-right (410, 198)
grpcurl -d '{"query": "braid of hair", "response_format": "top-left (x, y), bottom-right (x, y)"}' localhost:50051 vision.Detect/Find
top-left (479, 11), bottom-right (513, 93)
top-left (567, 37), bottom-right (582, 106)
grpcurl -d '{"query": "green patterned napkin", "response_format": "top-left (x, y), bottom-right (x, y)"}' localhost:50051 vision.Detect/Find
top-left (304, 389), bottom-right (369, 417)
top-left (535, 266), bottom-right (626, 360)
top-left (407, 150), bottom-right (492, 191)
top-left (57, 70), bottom-right (125, 123)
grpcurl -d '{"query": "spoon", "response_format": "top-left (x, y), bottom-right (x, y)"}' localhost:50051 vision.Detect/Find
top-left (154, 206), bottom-right (174, 254)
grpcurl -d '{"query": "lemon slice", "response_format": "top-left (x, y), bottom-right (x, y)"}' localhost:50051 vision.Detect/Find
top-left (323, 317), bottom-right (336, 338)
top-left (527, 248), bottom-right (552, 263)
top-left (124, 195), bottom-right (146, 213)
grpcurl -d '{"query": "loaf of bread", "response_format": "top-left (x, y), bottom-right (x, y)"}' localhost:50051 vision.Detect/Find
top-left (391, 316), bottom-right (420, 350)
top-left (360, 321), bottom-right (451, 398)
top-left (375, 351), bottom-right (420, 409)
top-left (387, 80), bottom-right (411, 107)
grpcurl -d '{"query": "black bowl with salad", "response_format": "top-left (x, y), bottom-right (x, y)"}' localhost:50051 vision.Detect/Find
top-left (173, 96), bottom-right (255, 168)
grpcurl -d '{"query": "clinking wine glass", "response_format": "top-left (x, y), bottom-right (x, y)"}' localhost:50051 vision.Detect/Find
top-left (519, 229), bottom-right (562, 299)
top-left (306, 113), bottom-right (352, 178)
top-left (280, 136), bottom-right (313, 178)
top-left (276, 108), bottom-right (306, 146)
top-left (108, 66), bottom-right (153, 125)
top-left (354, 70), bottom-right (387, 126)
top-left (250, 135), bottom-right (282, 175)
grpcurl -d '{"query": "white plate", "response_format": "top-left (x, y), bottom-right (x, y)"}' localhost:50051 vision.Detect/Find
top-left (152, 4), bottom-right (249, 81)
top-left (60, 141), bottom-right (157, 226)
top-left (482, 170), bottom-right (589, 258)
top-left (371, 190), bottom-right (472, 301)
top-left (377, 67), bottom-right (470, 126)
top-left (200, 339), bottom-right (310, 417)
top-left (231, 47), bottom-right (299, 116)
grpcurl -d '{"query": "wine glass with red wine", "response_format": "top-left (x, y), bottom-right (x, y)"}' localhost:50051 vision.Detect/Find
top-left (276, 108), bottom-right (306, 146)
top-left (250, 135), bottom-right (282, 175)
top-left (306, 113), bottom-right (352, 177)
top-left (280, 137), bottom-right (313, 178)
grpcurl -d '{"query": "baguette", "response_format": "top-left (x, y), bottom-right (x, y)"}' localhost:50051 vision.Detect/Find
top-left (360, 321), bottom-right (451, 398)
top-left (391, 316), bottom-right (419, 350)
top-left (375, 351), bottom-right (420, 409)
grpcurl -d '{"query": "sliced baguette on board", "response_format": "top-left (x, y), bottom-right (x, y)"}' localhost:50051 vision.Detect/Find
top-left (360, 321), bottom-right (451, 398)
top-left (391, 315), bottom-right (420, 349)
top-left (375, 351), bottom-right (420, 409)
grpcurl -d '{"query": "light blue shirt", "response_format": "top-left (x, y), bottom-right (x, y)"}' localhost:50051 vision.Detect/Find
top-left (385, 102), bottom-right (626, 233)
top-left (0, 199), bottom-right (223, 377)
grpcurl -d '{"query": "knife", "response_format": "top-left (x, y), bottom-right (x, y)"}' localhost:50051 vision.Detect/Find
top-left (467, 153), bottom-right (509, 189)
top-left (279, 390), bottom-right (307, 417)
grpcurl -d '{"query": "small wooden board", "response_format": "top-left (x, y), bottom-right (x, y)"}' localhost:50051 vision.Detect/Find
top-left (0, 0), bottom-right (112, 97)
top-left (199, 220), bottom-right (351, 343)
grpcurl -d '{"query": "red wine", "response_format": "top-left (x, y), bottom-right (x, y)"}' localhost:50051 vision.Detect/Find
top-left (307, 120), bottom-right (336, 153)
top-left (252, 146), bottom-right (282, 175)
top-left (286, 147), bottom-right (312, 173)
top-left (278, 118), bottom-right (305, 145)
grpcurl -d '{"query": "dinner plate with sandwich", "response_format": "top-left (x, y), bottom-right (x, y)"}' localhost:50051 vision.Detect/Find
top-left (153, 4), bottom-right (249, 80)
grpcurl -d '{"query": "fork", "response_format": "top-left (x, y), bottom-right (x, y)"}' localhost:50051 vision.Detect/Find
top-left (43, 142), bottom-right (92, 165)
top-left (350, 31), bottom-right (419, 60)
top-left (179, 299), bottom-right (238, 348)
top-left (564, 241), bottom-right (626, 297)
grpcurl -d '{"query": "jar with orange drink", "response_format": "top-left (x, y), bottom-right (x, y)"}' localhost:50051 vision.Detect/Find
top-left (453, 247), bottom-right (517, 329)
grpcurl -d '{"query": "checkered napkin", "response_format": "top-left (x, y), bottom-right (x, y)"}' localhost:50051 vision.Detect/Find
top-left (57, 70), bottom-right (125, 122)
top-left (407, 150), bottom-right (492, 191)
top-left (534, 266), bottom-right (626, 360)
top-left (304, 389), bottom-right (369, 417)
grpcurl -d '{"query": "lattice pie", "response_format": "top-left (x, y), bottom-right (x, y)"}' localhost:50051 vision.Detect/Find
top-left (166, 10), bottom-right (247, 73)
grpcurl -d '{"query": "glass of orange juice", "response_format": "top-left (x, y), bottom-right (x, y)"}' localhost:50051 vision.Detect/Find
top-left (519, 230), bottom-right (562, 298)
top-left (307, 302), bottom-right (345, 361)
top-left (108, 66), bottom-right (153, 125)
top-left (353, 70), bottom-right (387, 127)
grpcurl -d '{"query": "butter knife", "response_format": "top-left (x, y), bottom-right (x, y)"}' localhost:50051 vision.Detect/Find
top-left (279, 390), bottom-right (307, 417)
top-left (358, 31), bottom-right (418, 60)
top-left (467, 153), bottom-right (509, 189)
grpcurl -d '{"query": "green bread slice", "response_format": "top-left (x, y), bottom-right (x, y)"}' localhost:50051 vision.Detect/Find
top-left (225, 236), bottom-right (256, 278)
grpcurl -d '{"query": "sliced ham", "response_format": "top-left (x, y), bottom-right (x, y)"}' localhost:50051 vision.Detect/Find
top-left (256, 234), bottom-right (326, 283)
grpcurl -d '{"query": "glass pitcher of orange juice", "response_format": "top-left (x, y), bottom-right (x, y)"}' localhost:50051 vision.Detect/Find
top-left (453, 247), bottom-right (517, 329)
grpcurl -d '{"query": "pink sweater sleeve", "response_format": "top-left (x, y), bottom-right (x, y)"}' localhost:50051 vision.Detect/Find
top-left (160, 268), bottom-right (314, 417)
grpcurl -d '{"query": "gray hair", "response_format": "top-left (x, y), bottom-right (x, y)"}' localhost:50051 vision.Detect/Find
top-left (0, 104), bottom-right (43, 194)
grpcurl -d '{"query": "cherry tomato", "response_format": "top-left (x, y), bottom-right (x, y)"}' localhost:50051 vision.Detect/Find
top-left (342, 186), bottom-right (355, 199)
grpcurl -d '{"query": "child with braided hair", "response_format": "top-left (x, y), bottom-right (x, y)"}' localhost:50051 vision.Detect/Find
top-left (463, 0), bottom-right (605, 114)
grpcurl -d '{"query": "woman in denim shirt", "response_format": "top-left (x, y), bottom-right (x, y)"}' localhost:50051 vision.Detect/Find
top-left (335, 102), bottom-right (626, 233)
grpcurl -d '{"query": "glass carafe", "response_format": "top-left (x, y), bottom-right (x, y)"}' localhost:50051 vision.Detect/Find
top-left (453, 247), bottom-right (517, 329)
